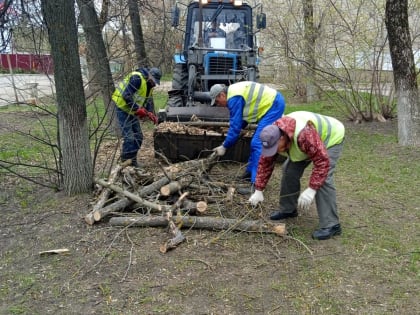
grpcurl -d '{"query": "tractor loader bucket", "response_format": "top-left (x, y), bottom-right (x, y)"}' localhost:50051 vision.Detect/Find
top-left (154, 126), bottom-right (251, 162)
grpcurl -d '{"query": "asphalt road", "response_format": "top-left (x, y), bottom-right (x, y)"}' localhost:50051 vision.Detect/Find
top-left (0, 74), bottom-right (174, 108)
top-left (0, 74), bottom-right (55, 106)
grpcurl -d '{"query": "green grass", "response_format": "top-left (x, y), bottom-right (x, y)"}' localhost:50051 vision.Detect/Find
top-left (153, 90), bottom-right (169, 111)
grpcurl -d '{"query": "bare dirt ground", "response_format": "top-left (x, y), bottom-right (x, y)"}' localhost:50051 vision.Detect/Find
top-left (0, 111), bottom-right (419, 315)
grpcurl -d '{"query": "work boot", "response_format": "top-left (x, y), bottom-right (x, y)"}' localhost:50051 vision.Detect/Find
top-left (131, 159), bottom-right (139, 167)
top-left (269, 210), bottom-right (298, 220)
top-left (312, 224), bottom-right (342, 240)
top-left (237, 184), bottom-right (255, 195)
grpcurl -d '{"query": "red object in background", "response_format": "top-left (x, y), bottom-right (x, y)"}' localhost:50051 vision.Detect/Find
top-left (0, 53), bottom-right (54, 74)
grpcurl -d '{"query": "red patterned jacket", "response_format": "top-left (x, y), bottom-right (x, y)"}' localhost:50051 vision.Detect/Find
top-left (254, 116), bottom-right (330, 191)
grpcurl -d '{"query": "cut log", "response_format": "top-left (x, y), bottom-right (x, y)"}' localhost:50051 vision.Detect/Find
top-left (225, 187), bottom-right (235, 202)
top-left (181, 199), bottom-right (207, 214)
top-left (93, 198), bottom-right (131, 222)
top-left (95, 178), bottom-right (171, 212)
top-left (92, 176), bottom-right (172, 222)
top-left (85, 161), bottom-right (129, 225)
top-left (163, 152), bottom-right (217, 174)
top-left (39, 248), bottom-right (70, 256)
top-left (160, 219), bottom-right (185, 253)
top-left (137, 176), bottom-right (172, 196)
top-left (109, 215), bottom-right (287, 236)
top-left (159, 192), bottom-right (189, 253)
top-left (84, 211), bottom-right (96, 226)
top-left (160, 177), bottom-right (193, 196)
top-left (86, 153), bottom-right (217, 225)
top-left (160, 181), bottom-right (183, 196)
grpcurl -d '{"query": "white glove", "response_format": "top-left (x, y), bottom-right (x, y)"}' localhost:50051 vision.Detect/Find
top-left (249, 190), bottom-right (264, 206)
top-left (297, 187), bottom-right (317, 211)
top-left (213, 145), bottom-right (226, 156)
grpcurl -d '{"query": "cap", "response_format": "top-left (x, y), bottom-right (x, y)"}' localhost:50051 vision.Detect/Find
top-left (260, 125), bottom-right (282, 157)
top-left (149, 67), bottom-right (161, 85)
top-left (209, 84), bottom-right (225, 106)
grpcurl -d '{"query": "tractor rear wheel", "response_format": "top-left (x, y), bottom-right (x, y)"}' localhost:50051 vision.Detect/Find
top-left (172, 63), bottom-right (188, 91)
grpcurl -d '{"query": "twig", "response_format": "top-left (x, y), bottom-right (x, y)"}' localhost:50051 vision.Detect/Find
top-left (77, 220), bottom-right (141, 279)
top-left (120, 229), bottom-right (135, 282)
top-left (284, 235), bottom-right (314, 256)
top-left (185, 258), bottom-right (213, 270)
top-left (207, 204), bottom-right (254, 244)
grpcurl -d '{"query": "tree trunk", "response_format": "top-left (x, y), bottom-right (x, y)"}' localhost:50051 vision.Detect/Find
top-left (128, 0), bottom-right (147, 67)
top-left (77, 0), bottom-right (119, 135)
top-left (41, 0), bottom-right (93, 195)
top-left (302, 0), bottom-right (318, 102)
top-left (385, 0), bottom-right (420, 146)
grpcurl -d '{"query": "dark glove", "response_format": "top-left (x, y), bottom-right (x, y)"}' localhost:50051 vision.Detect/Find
top-left (147, 112), bottom-right (158, 125)
top-left (136, 107), bottom-right (148, 118)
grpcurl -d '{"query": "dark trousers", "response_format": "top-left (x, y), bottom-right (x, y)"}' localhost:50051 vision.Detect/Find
top-left (116, 107), bottom-right (143, 163)
top-left (279, 141), bottom-right (344, 228)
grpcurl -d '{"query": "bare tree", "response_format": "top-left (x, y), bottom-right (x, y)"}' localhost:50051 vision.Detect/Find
top-left (385, 0), bottom-right (420, 146)
top-left (128, 0), bottom-right (147, 67)
top-left (77, 0), bottom-right (118, 134)
top-left (0, 0), bottom-right (14, 52)
top-left (302, 0), bottom-right (319, 102)
top-left (262, 0), bottom-right (405, 121)
top-left (41, 0), bottom-right (93, 194)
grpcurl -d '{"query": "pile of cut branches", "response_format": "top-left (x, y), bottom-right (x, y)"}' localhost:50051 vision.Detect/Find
top-left (85, 154), bottom-right (286, 252)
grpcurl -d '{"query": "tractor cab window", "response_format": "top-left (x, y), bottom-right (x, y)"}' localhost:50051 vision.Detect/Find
top-left (188, 8), bottom-right (251, 50)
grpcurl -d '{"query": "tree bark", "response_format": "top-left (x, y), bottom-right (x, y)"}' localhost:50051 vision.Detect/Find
top-left (385, 0), bottom-right (420, 146)
top-left (109, 215), bottom-right (287, 236)
top-left (302, 0), bottom-right (319, 102)
top-left (128, 0), bottom-right (147, 67)
top-left (41, 0), bottom-right (93, 195)
top-left (77, 0), bottom-right (118, 134)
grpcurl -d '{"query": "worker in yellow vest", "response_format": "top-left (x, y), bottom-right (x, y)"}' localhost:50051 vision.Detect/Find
top-left (249, 111), bottom-right (345, 240)
top-left (112, 67), bottom-right (161, 167)
top-left (209, 82), bottom-right (286, 194)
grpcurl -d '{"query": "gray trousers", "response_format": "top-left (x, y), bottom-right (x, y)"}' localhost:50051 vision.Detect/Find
top-left (279, 141), bottom-right (344, 228)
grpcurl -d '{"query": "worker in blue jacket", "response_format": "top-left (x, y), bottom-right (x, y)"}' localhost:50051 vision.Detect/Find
top-left (209, 81), bottom-right (286, 194)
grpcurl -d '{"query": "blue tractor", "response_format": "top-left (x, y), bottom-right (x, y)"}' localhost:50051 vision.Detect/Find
top-left (160, 0), bottom-right (266, 121)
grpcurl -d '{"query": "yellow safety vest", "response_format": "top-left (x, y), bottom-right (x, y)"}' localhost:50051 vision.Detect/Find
top-left (286, 111), bottom-right (345, 161)
top-left (227, 81), bottom-right (277, 123)
top-left (112, 71), bottom-right (148, 114)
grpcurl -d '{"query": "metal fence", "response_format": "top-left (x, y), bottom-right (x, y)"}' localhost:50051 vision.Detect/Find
top-left (0, 53), bottom-right (54, 74)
